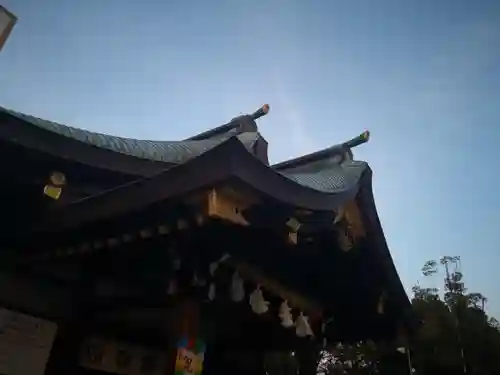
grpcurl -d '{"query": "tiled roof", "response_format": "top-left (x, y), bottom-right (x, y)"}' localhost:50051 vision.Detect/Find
top-left (1, 105), bottom-right (367, 195)
top-left (280, 160), bottom-right (367, 194)
top-left (0, 106), bottom-right (260, 164)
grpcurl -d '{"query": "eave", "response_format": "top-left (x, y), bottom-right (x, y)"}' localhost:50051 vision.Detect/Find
top-left (0, 105), bottom-right (270, 179)
top-left (0, 104), bottom-right (413, 339)
top-left (355, 172), bottom-right (415, 332)
top-left (31, 137), bottom-right (362, 234)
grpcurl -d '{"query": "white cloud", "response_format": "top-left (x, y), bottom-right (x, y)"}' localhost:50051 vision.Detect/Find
top-left (267, 67), bottom-right (319, 162)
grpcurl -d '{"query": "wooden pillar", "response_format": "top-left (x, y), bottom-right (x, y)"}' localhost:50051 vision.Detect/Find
top-left (295, 343), bottom-right (320, 375)
top-left (175, 298), bottom-right (201, 339)
top-left (44, 321), bottom-right (83, 375)
top-left (201, 304), bottom-right (267, 375)
top-left (168, 297), bottom-right (203, 375)
top-left (45, 266), bottom-right (95, 375)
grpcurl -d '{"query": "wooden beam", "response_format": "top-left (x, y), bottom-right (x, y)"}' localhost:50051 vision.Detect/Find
top-left (228, 259), bottom-right (322, 318)
top-left (344, 199), bottom-right (366, 238)
top-left (0, 5), bottom-right (17, 52)
top-left (186, 186), bottom-right (260, 226)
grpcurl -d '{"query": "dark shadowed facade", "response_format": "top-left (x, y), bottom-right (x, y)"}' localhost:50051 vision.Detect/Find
top-left (0, 104), bottom-right (412, 375)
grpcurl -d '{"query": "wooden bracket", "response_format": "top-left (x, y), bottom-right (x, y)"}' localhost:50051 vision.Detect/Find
top-left (377, 291), bottom-right (387, 314)
top-left (334, 199), bottom-right (366, 251)
top-left (338, 230), bottom-right (354, 252)
top-left (334, 200), bottom-right (365, 237)
top-left (286, 217), bottom-right (301, 245)
top-left (205, 188), bottom-right (255, 225)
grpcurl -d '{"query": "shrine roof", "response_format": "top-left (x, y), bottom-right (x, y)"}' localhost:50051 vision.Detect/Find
top-left (0, 106), bottom-right (267, 167)
top-left (0, 104), bottom-right (413, 334)
top-left (0, 103), bottom-right (375, 216)
top-left (0, 104), bottom-right (368, 197)
top-left (34, 136), bottom-right (368, 232)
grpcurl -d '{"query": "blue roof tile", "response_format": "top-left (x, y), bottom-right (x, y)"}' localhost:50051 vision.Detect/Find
top-left (1, 105), bottom-right (367, 196)
top-left (1, 106), bottom-right (260, 164)
top-left (279, 160), bottom-right (367, 194)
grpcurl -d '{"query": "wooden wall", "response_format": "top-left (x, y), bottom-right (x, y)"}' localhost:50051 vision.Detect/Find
top-left (0, 271), bottom-right (71, 319)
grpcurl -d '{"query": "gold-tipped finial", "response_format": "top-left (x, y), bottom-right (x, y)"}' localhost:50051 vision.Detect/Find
top-left (343, 130), bottom-right (371, 149)
top-left (361, 130), bottom-right (370, 141)
top-left (250, 104), bottom-right (270, 120)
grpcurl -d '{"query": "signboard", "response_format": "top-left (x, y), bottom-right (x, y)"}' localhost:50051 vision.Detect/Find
top-left (0, 5), bottom-right (17, 52)
top-left (0, 308), bottom-right (58, 375)
top-left (80, 336), bottom-right (166, 375)
top-left (174, 337), bottom-right (205, 375)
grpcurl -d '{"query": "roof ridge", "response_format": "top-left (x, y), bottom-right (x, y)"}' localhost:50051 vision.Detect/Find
top-left (272, 131), bottom-right (370, 172)
top-left (0, 105), bottom-right (173, 142)
top-left (0, 104), bottom-right (270, 144)
top-left (186, 104), bottom-right (270, 141)
top-left (0, 106), bottom-right (269, 166)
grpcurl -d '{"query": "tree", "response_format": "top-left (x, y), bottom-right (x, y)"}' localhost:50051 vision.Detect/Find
top-left (313, 256), bottom-right (500, 375)
top-left (411, 256), bottom-right (500, 375)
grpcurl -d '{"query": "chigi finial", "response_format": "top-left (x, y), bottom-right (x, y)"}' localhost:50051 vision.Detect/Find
top-left (250, 104), bottom-right (270, 121)
top-left (343, 130), bottom-right (370, 150)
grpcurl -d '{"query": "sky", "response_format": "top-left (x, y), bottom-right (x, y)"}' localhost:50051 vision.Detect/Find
top-left (1, 0), bottom-right (500, 317)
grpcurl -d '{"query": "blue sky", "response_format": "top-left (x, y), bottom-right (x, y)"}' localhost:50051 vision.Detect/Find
top-left (1, 0), bottom-right (499, 317)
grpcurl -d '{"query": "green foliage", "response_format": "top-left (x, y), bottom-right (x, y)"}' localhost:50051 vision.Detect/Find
top-left (308, 256), bottom-right (500, 375)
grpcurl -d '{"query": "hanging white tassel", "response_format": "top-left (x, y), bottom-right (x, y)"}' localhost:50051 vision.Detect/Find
top-left (167, 280), bottom-right (177, 295)
top-left (279, 300), bottom-right (294, 328)
top-left (295, 312), bottom-right (313, 337)
top-left (208, 283), bottom-right (216, 301)
top-left (333, 205), bottom-right (346, 224)
top-left (209, 262), bottom-right (218, 276)
top-left (249, 286), bottom-right (269, 314)
top-left (230, 272), bottom-right (245, 302)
